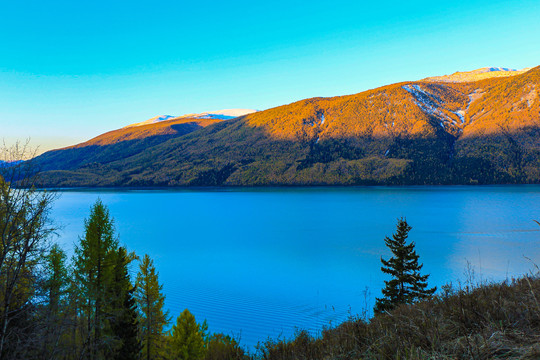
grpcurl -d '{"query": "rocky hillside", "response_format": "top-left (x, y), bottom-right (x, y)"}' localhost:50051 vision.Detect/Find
top-left (32, 66), bottom-right (540, 187)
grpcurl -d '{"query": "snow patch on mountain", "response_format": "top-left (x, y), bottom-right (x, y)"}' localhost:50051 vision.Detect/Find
top-left (453, 110), bottom-right (466, 124)
top-left (402, 85), bottom-right (451, 122)
top-left (180, 109), bottom-right (257, 120)
top-left (403, 84), bottom-right (467, 131)
top-left (480, 67), bottom-right (517, 73)
top-left (125, 109), bottom-right (257, 128)
top-left (126, 115), bottom-right (177, 128)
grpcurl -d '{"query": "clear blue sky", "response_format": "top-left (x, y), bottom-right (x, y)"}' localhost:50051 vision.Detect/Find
top-left (1, 0), bottom-right (539, 153)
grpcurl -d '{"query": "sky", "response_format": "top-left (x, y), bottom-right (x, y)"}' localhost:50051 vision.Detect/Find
top-left (1, 0), bottom-right (540, 154)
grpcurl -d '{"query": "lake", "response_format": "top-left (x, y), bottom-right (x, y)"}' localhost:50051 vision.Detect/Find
top-left (50, 186), bottom-right (540, 350)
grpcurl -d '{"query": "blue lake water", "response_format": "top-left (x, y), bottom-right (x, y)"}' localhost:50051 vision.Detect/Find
top-left (49, 186), bottom-right (540, 350)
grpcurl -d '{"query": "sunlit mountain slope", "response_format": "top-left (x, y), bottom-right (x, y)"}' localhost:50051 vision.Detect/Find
top-left (33, 66), bottom-right (540, 186)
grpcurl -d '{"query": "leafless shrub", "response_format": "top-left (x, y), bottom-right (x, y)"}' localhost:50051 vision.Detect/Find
top-left (0, 140), bottom-right (57, 359)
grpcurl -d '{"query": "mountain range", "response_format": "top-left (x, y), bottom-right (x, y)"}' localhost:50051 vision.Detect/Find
top-left (32, 66), bottom-right (540, 187)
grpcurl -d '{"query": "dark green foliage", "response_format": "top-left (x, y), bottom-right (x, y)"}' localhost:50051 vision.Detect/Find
top-left (109, 247), bottom-right (141, 360)
top-left (72, 199), bottom-right (120, 359)
top-left (44, 244), bottom-right (69, 312)
top-left (135, 254), bottom-right (170, 360)
top-left (111, 289), bottom-right (141, 360)
top-left (40, 244), bottom-right (72, 358)
top-left (297, 139), bottom-right (365, 170)
top-left (33, 126), bottom-right (540, 187)
top-left (188, 163), bottom-right (238, 186)
top-left (374, 218), bottom-right (436, 314)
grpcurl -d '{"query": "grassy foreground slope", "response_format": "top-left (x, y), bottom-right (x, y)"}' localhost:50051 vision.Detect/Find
top-left (257, 276), bottom-right (540, 360)
top-left (34, 67), bottom-right (540, 186)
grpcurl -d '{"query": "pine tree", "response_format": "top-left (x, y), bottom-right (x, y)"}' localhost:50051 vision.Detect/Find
top-left (135, 254), bottom-right (170, 360)
top-left (374, 218), bottom-right (436, 314)
top-left (72, 199), bottom-right (119, 359)
top-left (109, 247), bottom-right (142, 360)
top-left (41, 244), bottom-right (70, 358)
top-left (44, 244), bottom-right (69, 316)
top-left (169, 309), bottom-right (207, 360)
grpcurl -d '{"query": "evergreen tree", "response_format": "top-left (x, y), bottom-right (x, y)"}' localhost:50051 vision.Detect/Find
top-left (41, 244), bottom-right (70, 359)
top-left (72, 199), bottom-right (119, 359)
top-left (169, 309), bottom-right (207, 360)
top-left (109, 247), bottom-right (142, 360)
top-left (374, 218), bottom-right (436, 314)
top-left (44, 244), bottom-right (69, 316)
top-left (135, 254), bottom-right (170, 360)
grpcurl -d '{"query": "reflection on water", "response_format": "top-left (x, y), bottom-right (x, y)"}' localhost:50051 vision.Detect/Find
top-left (49, 186), bottom-right (540, 349)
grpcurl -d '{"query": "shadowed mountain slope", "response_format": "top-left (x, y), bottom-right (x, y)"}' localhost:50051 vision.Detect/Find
top-left (33, 66), bottom-right (540, 187)
top-left (34, 117), bottom-right (223, 173)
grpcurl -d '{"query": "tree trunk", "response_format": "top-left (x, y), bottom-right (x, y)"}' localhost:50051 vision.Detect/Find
top-left (0, 303), bottom-right (9, 360)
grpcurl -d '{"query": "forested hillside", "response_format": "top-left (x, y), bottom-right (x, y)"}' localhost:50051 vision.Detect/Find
top-left (34, 118), bottom-right (223, 174)
top-left (32, 66), bottom-right (540, 187)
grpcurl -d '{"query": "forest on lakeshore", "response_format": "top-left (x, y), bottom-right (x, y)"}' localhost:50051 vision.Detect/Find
top-left (2, 147), bottom-right (540, 360)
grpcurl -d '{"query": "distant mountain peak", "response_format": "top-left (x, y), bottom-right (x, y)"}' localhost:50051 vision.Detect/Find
top-left (125, 109), bottom-right (257, 128)
top-left (479, 67), bottom-right (517, 73)
top-left (180, 109), bottom-right (258, 120)
top-left (125, 115), bottom-right (177, 128)
top-left (153, 115), bottom-right (176, 121)
top-left (424, 66), bottom-right (532, 83)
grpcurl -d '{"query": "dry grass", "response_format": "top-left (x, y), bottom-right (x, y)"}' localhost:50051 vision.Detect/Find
top-left (256, 275), bottom-right (540, 360)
